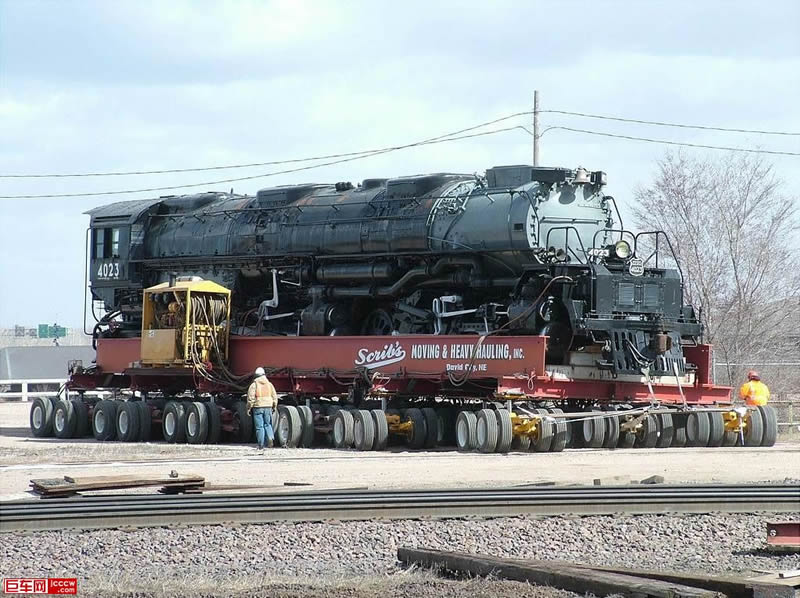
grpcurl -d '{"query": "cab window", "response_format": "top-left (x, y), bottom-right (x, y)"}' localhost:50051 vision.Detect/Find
top-left (92, 227), bottom-right (121, 259)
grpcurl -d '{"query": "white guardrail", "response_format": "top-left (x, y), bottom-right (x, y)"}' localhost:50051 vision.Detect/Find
top-left (0, 379), bottom-right (110, 402)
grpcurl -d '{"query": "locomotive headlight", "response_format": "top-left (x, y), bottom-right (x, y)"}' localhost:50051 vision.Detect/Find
top-left (613, 240), bottom-right (632, 259)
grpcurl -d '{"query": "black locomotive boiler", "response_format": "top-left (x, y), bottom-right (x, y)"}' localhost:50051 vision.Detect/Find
top-left (87, 165), bottom-right (701, 377)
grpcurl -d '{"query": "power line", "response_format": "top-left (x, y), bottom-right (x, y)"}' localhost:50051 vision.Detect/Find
top-left (541, 126), bottom-right (800, 157)
top-left (0, 126), bottom-right (531, 199)
top-left (540, 110), bottom-right (800, 137)
top-left (0, 112), bottom-right (532, 179)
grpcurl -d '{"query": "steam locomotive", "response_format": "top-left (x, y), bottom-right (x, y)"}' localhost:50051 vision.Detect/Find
top-left (87, 165), bottom-right (701, 377)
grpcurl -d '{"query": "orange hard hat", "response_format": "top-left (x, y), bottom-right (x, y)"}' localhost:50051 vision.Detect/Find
top-left (747, 370), bottom-right (760, 381)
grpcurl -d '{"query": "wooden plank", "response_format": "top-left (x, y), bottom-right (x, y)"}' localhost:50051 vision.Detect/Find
top-left (31, 475), bottom-right (205, 496)
top-left (397, 548), bottom-right (716, 598)
top-left (557, 561), bottom-right (797, 598)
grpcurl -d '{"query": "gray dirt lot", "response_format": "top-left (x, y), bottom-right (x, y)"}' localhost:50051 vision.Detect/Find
top-left (1, 402), bottom-right (799, 500)
top-left (2, 401), bottom-right (798, 598)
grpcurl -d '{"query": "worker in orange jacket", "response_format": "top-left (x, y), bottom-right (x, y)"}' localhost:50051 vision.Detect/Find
top-left (738, 370), bottom-right (770, 407)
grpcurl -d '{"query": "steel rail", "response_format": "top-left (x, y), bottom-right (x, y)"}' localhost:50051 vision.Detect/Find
top-left (1, 484), bottom-right (797, 532)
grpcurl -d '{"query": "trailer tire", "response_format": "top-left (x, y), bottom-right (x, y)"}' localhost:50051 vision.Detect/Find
top-left (163, 401), bottom-right (187, 443)
top-left (203, 402), bottom-right (221, 444)
top-left (352, 409), bottom-right (375, 451)
top-left (53, 398), bottom-right (77, 439)
top-left (421, 407), bottom-right (439, 449)
top-left (495, 408), bottom-right (513, 453)
top-left (476, 409), bottom-right (499, 453)
top-left (371, 409), bottom-right (389, 451)
top-left (512, 435), bottom-right (531, 451)
top-left (618, 430), bottom-right (636, 448)
top-left (184, 402), bottom-right (209, 444)
top-left (438, 407), bottom-right (457, 446)
top-left (231, 401), bottom-right (253, 443)
top-left (548, 408), bottom-right (568, 453)
top-left (634, 414), bottom-right (658, 448)
top-left (456, 411), bottom-right (478, 452)
top-left (602, 413), bottom-right (620, 449)
top-left (582, 412), bottom-right (605, 448)
top-left (743, 407), bottom-right (764, 447)
top-left (722, 429), bottom-right (738, 447)
top-left (532, 408), bottom-right (553, 453)
top-left (93, 400), bottom-right (118, 441)
top-left (116, 401), bottom-right (140, 442)
top-left (706, 412), bottom-right (725, 447)
top-left (277, 405), bottom-right (302, 448)
top-left (332, 409), bottom-right (354, 448)
top-left (758, 406), bottom-right (777, 447)
top-left (71, 399), bottom-right (90, 438)
top-left (404, 408), bottom-right (427, 450)
top-left (136, 401), bottom-right (152, 442)
top-left (656, 413), bottom-right (674, 448)
top-left (30, 397), bottom-right (55, 438)
top-left (686, 412), bottom-right (710, 447)
top-left (297, 405), bottom-right (315, 448)
top-left (671, 414), bottom-right (687, 447)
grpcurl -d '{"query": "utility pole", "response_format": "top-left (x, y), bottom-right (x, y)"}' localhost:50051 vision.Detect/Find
top-left (533, 90), bottom-right (540, 166)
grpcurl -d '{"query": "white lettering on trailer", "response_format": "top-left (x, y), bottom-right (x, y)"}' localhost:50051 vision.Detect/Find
top-left (354, 341), bottom-right (407, 369)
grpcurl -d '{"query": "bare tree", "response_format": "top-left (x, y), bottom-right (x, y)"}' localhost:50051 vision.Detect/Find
top-left (634, 151), bottom-right (800, 390)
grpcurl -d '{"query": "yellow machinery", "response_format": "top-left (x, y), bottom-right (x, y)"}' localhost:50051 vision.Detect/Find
top-left (140, 278), bottom-right (231, 367)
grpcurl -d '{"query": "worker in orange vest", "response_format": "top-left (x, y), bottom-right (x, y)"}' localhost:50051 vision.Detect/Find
top-left (738, 370), bottom-right (770, 407)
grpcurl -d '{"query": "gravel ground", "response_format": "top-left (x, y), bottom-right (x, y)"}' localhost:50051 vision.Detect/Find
top-left (2, 513), bottom-right (798, 597)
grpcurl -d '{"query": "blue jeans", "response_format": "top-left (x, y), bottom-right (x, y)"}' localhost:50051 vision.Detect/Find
top-left (252, 407), bottom-right (274, 448)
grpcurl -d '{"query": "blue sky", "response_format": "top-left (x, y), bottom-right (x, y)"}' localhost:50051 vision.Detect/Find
top-left (1, 0), bottom-right (798, 329)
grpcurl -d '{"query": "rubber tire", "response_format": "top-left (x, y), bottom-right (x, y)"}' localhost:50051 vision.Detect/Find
top-left (706, 412), bottom-right (725, 447)
top-left (495, 408), bottom-right (513, 453)
top-left (548, 408), bottom-right (568, 453)
top-left (602, 413), bottom-right (621, 449)
top-left (404, 408), bottom-right (427, 450)
top-left (759, 406), bottom-right (778, 447)
top-left (93, 400), bottom-right (118, 441)
top-left (204, 402), bottom-right (221, 444)
top-left (232, 401), bottom-right (253, 443)
top-left (277, 405), bottom-right (303, 448)
top-left (456, 411), bottom-right (478, 452)
top-left (722, 429), bottom-right (738, 447)
top-left (297, 405), bottom-right (315, 448)
top-left (371, 409), bottom-right (389, 451)
top-left (532, 408), bottom-right (554, 453)
top-left (512, 435), bottom-right (532, 451)
top-left (421, 407), bottom-right (439, 449)
top-left (634, 414), bottom-right (658, 448)
top-left (30, 397), bottom-right (55, 438)
top-left (116, 401), bottom-right (141, 442)
top-left (53, 398), bottom-right (77, 439)
top-left (353, 409), bottom-right (376, 451)
top-left (743, 407), bottom-right (764, 447)
top-left (686, 412), bottom-right (710, 447)
top-left (655, 413), bottom-right (674, 448)
top-left (185, 401), bottom-right (209, 444)
top-left (618, 430), bottom-right (636, 448)
top-left (672, 414), bottom-right (687, 448)
top-left (476, 409), bottom-right (499, 453)
top-left (71, 399), bottom-right (90, 438)
top-left (332, 409), bottom-right (354, 448)
top-left (163, 401), bottom-right (187, 444)
top-left (438, 408), bottom-right (457, 446)
top-left (136, 402), bottom-right (152, 442)
top-left (582, 412), bottom-right (606, 448)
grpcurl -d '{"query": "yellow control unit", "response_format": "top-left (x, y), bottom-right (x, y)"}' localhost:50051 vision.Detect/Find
top-left (140, 278), bottom-right (231, 367)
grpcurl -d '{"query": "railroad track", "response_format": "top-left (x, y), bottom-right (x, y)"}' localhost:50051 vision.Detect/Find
top-left (1, 484), bottom-right (797, 532)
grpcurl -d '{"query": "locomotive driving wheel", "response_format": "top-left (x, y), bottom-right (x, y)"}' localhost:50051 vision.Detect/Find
top-left (361, 309), bottom-right (395, 335)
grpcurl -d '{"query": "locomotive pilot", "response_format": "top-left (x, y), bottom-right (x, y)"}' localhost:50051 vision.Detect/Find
top-left (738, 370), bottom-right (770, 407)
top-left (247, 367), bottom-right (279, 449)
